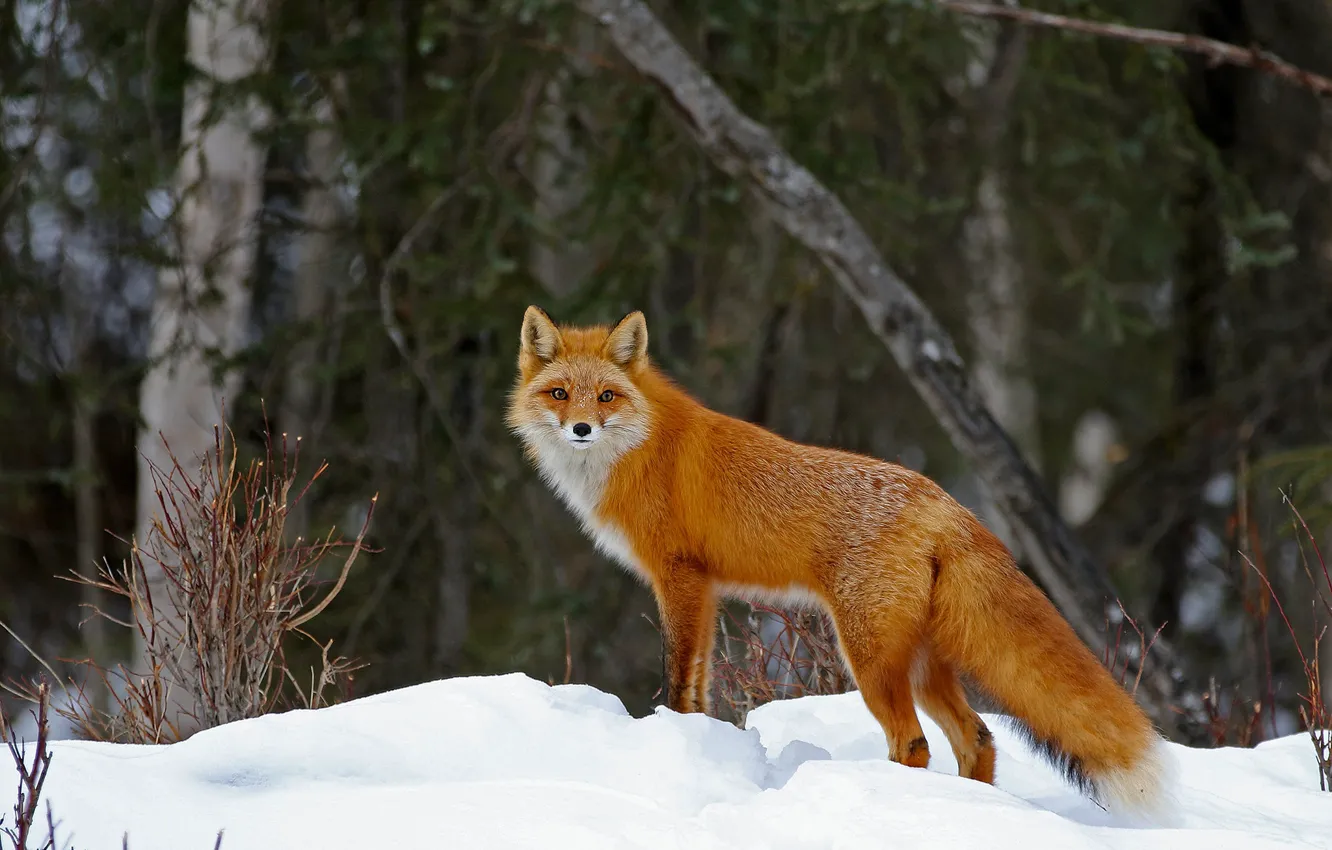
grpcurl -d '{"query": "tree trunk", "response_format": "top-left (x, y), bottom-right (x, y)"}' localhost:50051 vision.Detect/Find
top-left (575, 0), bottom-right (1185, 732)
top-left (952, 17), bottom-right (1038, 551)
top-left (431, 338), bottom-right (484, 674)
top-left (527, 21), bottom-right (599, 300)
top-left (133, 0), bottom-right (271, 734)
top-left (1151, 170), bottom-right (1223, 637)
top-left (964, 167), bottom-right (1041, 550)
top-left (72, 370), bottom-right (106, 713)
top-left (280, 90), bottom-right (346, 542)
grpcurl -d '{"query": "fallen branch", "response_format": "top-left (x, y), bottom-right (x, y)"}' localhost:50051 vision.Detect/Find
top-left (574, 0), bottom-right (1186, 732)
top-left (936, 2), bottom-right (1332, 100)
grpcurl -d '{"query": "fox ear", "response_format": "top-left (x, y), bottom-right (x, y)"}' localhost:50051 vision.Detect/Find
top-left (520, 306), bottom-right (562, 362)
top-left (605, 311), bottom-right (648, 367)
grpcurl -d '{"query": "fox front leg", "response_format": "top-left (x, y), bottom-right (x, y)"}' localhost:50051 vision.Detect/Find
top-left (652, 562), bottom-right (712, 714)
top-left (690, 594), bottom-right (718, 715)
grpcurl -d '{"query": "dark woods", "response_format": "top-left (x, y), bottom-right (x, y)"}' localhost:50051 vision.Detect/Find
top-left (1, 0), bottom-right (1330, 756)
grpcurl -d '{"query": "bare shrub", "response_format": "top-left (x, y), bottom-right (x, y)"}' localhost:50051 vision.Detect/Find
top-left (1197, 678), bottom-right (1267, 749)
top-left (1, 681), bottom-right (226, 849)
top-left (1098, 588), bottom-right (1275, 749)
top-left (7, 423), bottom-right (374, 744)
top-left (1, 682), bottom-right (55, 850)
top-left (1101, 598), bottom-right (1166, 699)
top-left (711, 603), bottom-right (853, 725)
top-left (1247, 496), bottom-right (1331, 790)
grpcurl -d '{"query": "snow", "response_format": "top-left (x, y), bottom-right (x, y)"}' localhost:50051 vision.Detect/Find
top-left (5, 673), bottom-right (1330, 849)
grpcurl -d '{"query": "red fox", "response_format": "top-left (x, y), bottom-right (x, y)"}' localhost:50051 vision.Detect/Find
top-left (506, 305), bottom-right (1171, 818)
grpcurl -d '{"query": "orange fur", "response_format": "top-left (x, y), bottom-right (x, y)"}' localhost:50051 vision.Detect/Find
top-left (506, 306), bottom-right (1171, 818)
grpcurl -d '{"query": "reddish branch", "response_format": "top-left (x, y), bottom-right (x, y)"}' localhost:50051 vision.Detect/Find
top-left (712, 603), bottom-right (853, 723)
top-left (3, 681), bottom-right (55, 850)
top-left (938, 2), bottom-right (1332, 99)
top-left (1242, 495), bottom-right (1332, 789)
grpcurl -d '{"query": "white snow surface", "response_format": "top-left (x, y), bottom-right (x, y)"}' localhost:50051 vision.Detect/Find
top-left (6, 672), bottom-right (1331, 849)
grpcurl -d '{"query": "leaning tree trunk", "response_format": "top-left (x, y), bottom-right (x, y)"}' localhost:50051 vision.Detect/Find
top-left (133, 0), bottom-right (271, 735)
top-left (574, 0), bottom-right (1188, 733)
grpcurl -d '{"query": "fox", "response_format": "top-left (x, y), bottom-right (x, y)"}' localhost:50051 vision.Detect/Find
top-left (506, 305), bottom-right (1172, 819)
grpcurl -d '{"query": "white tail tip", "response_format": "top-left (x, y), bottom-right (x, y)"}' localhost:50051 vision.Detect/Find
top-left (1093, 736), bottom-right (1181, 827)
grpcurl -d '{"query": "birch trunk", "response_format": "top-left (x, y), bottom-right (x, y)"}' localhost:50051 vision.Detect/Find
top-left (280, 92), bottom-right (346, 542)
top-left (133, 0), bottom-right (271, 733)
top-left (963, 167), bottom-right (1040, 550)
top-left (1058, 410), bottom-right (1120, 527)
top-left (953, 14), bottom-right (1039, 552)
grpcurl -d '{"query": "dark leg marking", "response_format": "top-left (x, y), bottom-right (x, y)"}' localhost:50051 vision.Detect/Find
top-left (976, 723), bottom-right (993, 748)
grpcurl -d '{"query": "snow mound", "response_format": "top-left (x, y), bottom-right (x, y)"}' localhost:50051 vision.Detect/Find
top-left (5, 673), bottom-right (1330, 849)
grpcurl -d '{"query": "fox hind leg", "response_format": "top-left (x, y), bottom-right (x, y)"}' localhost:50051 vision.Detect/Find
top-left (831, 597), bottom-right (931, 770)
top-left (912, 649), bottom-right (996, 784)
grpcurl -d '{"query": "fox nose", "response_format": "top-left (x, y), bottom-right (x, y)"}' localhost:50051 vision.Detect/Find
top-left (572, 422), bottom-right (592, 438)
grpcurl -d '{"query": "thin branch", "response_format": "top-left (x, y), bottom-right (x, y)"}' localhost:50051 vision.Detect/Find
top-left (563, 616), bottom-right (574, 685)
top-left (287, 494), bottom-right (377, 629)
top-left (376, 180), bottom-right (470, 354)
top-left (937, 1), bottom-right (1332, 99)
top-left (0, 622), bottom-right (69, 704)
top-left (3, 680), bottom-right (55, 850)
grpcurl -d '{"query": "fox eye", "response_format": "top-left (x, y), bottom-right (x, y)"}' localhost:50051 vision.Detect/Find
top-left (598, 390), bottom-right (615, 403)
top-left (551, 388), bottom-right (568, 400)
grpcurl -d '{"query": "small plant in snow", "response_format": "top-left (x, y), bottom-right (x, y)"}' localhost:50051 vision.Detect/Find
top-left (1, 682), bottom-right (55, 850)
top-left (1100, 598), bottom-right (1165, 698)
top-left (7, 422), bottom-right (374, 744)
top-left (711, 603), bottom-right (853, 725)
top-left (1247, 495), bottom-right (1331, 791)
top-left (2, 681), bottom-right (226, 849)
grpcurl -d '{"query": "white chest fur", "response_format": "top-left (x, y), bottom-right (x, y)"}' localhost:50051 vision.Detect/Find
top-left (530, 440), bottom-right (646, 579)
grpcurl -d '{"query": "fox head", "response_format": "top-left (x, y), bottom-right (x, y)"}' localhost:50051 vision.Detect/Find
top-left (506, 306), bottom-right (654, 458)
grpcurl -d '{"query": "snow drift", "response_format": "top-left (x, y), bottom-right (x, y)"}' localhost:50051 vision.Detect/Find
top-left (5, 673), bottom-right (1330, 849)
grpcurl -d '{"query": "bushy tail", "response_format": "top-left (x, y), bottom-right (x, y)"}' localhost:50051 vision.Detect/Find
top-left (928, 510), bottom-right (1174, 820)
